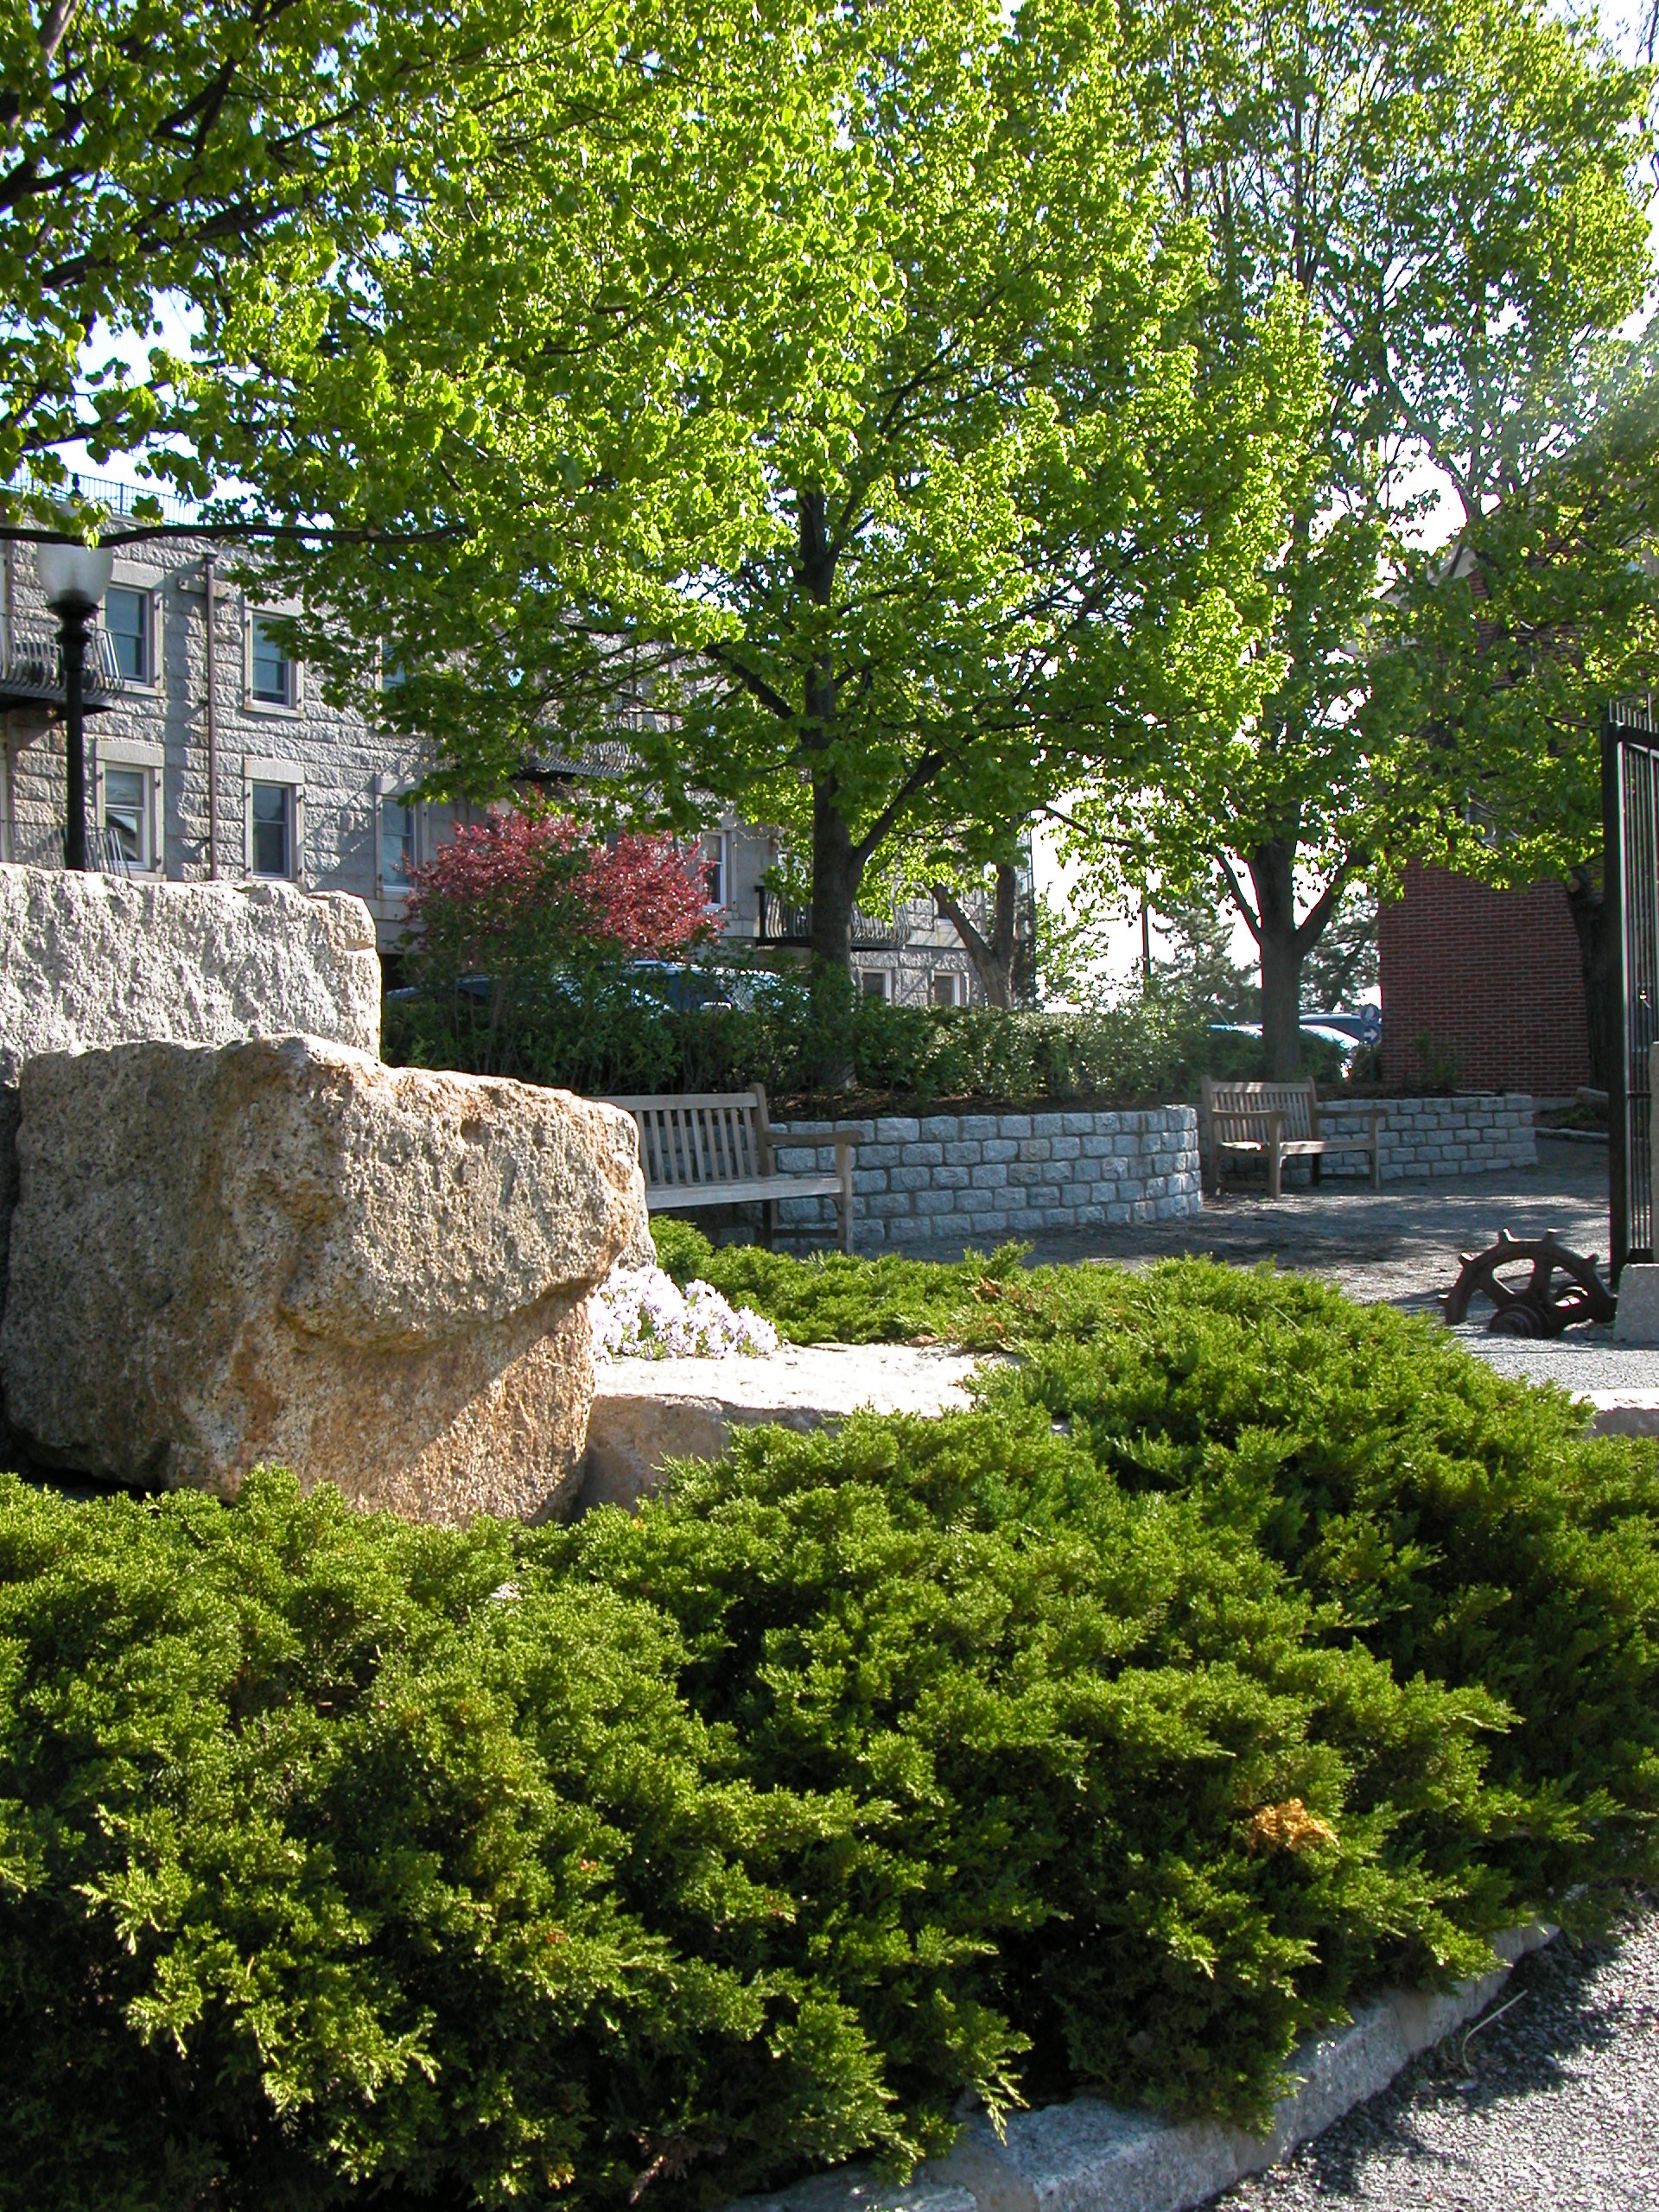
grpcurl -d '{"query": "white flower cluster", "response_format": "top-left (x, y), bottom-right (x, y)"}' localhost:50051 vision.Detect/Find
top-left (588, 1262), bottom-right (781, 1361)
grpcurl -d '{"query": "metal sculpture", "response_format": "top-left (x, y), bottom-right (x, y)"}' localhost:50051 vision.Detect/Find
top-left (1442, 1230), bottom-right (1618, 1337)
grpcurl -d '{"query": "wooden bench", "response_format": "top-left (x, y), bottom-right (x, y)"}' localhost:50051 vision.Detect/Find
top-left (605, 1084), bottom-right (856, 1252)
top-left (1200, 1076), bottom-right (1383, 1198)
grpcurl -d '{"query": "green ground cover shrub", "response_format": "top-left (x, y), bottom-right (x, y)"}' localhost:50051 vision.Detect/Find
top-left (384, 972), bottom-right (1344, 1109)
top-left (4, 1259), bottom-right (1657, 2211)
top-left (657, 1233), bottom-right (1659, 1908)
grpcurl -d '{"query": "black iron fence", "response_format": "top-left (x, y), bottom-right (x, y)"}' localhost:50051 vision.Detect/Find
top-left (1604, 695), bottom-right (1659, 1275)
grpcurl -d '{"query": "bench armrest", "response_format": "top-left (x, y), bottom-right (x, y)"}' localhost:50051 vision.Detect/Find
top-left (750, 1082), bottom-right (776, 1177)
top-left (834, 1136), bottom-right (857, 1255)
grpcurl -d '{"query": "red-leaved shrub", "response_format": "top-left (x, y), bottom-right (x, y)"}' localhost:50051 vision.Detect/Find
top-left (407, 810), bottom-right (707, 968)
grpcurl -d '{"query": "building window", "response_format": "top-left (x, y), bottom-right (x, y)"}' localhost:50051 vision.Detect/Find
top-left (104, 586), bottom-right (150, 683)
top-left (250, 615), bottom-right (298, 707)
top-left (860, 969), bottom-right (889, 1001)
top-left (931, 970), bottom-right (962, 1007)
top-left (102, 765), bottom-right (152, 871)
top-left (381, 795), bottom-right (417, 891)
top-left (250, 780), bottom-right (295, 876)
top-left (700, 830), bottom-right (727, 908)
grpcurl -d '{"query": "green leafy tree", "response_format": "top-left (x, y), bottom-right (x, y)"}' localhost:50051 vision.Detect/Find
top-left (1066, 0), bottom-right (1653, 1076)
top-left (1375, 374), bottom-right (1659, 1084)
top-left (1300, 884), bottom-right (1376, 1013)
top-left (174, 0), bottom-right (887, 752)
top-left (186, 0), bottom-right (1310, 1081)
top-left (1151, 874), bottom-right (1261, 1023)
top-left (0, 0), bottom-right (538, 502)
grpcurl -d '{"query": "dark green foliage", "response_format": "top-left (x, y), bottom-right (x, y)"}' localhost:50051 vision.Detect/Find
top-left (557, 1410), bottom-right (1508, 2127)
top-left (4, 1261), bottom-right (1659, 2209)
top-left (383, 972), bottom-right (1344, 1109)
top-left (656, 1239), bottom-right (1659, 1904)
top-left (648, 1217), bottom-right (1030, 1344)
top-left (0, 1476), bottom-right (928, 2210)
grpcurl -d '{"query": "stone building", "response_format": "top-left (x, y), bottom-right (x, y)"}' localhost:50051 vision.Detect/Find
top-left (0, 491), bottom-right (989, 1000)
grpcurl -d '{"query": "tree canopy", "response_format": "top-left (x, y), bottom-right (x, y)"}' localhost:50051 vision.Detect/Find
top-left (1063, 0), bottom-right (1654, 1071)
top-left (194, 0), bottom-right (1314, 1046)
top-left (0, 0), bottom-right (545, 501)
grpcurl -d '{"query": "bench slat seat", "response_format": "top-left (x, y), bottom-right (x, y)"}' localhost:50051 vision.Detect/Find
top-left (605, 1084), bottom-right (856, 1252)
top-left (640, 1172), bottom-right (849, 1208)
top-left (1200, 1076), bottom-right (1382, 1198)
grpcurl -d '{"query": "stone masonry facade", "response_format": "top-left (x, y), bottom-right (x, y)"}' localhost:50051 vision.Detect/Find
top-left (769, 1106), bottom-right (1203, 1249)
top-left (1, 526), bottom-right (466, 951)
top-left (0, 486), bottom-right (988, 995)
top-left (1300, 1093), bottom-right (1536, 1181)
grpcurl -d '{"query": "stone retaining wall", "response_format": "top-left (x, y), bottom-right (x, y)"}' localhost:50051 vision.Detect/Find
top-left (1302, 1092), bottom-right (1535, 1181)
top-left (770, 1106), bottom-right (1203, 1249)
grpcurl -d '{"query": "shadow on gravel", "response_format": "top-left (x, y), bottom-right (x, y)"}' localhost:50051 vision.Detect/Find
top-left (1265, 1926), bottom-right (1630, 2199)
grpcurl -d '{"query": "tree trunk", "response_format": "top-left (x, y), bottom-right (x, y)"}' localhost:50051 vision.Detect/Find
top-left (804, 777), bottom-right (864, 1090)
top-left (1249, 841), bottom-right (1304, 1079)
top-left (932, 863), bottom-right (1018, 1007)
top-left (1566, 861), bottom-right (1616, 1092)
top-left (810, 780), bottom-right (863, 980)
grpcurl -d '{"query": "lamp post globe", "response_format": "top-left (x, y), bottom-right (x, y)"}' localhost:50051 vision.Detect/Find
top-left (37, 541), bottom-right (114, 873)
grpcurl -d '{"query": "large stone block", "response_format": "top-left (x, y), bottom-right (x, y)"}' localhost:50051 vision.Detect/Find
top-left (0, 864), bottom-right (379, 1083)
top-left (1, 1035), bottom-right (643, 1522)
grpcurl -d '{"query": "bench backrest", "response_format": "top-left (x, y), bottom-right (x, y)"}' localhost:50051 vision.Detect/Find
top-left (1200, 1075), bottom-right (1318, 1144)
top-left (605, 1084), bottom-right (773, 1192)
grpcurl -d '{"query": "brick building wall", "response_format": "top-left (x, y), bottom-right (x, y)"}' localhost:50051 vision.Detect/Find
top-left (1378, 862), bottom-right (1591, 1096)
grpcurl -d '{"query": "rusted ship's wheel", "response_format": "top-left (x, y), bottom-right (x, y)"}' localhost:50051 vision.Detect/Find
top-left (1442, 1229), bottom-right (1617, 1337)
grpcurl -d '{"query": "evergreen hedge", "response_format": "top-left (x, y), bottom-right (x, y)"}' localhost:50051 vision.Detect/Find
top-left (383, 970), bottom-right (1344, 1109)
top-left (3, 1259), bottom-right (1656, 2209)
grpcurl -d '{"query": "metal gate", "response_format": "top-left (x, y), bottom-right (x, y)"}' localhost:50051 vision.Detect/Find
top-left (1604, 694), bottom-right (1659, 1277)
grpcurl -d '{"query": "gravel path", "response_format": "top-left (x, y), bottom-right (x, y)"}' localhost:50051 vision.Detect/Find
top-left (1019, 1135), bottom-right (1611, 1314)
top-left (1209, 1907), bottom-right (1659, 2209)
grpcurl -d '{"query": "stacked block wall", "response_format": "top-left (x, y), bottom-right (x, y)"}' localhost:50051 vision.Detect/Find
top-left (770, 1107), bottom-right (1203, 1248)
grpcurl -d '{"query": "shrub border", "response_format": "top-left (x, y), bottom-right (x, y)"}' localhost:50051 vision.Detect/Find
top-left (740, 1923), bottom-right (1554, 2212)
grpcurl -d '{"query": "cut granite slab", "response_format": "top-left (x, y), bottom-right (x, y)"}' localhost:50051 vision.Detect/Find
top-left (580, 1343), bottom-right (985, 1508)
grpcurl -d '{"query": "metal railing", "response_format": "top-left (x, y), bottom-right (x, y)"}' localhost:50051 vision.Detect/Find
top-left (757, 891), bottom-right (910, 948)
top-left (3, 468), bottom-right (195, 524)
top-left (0, 616), bottom-right (124, 708)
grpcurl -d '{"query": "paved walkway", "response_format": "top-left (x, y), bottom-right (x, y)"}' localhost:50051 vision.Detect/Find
top-left (1210, 1908), bottom-right (1659, 2210)
top-left (1020, 1135), bottom-right (1611, 1315)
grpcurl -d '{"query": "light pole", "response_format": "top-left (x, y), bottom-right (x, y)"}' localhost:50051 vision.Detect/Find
top-left (37, 539), bottom-right (115, 871)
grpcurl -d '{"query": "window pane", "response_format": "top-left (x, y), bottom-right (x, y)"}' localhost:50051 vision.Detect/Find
top-left (860, 969), bottom-right (888, 1000)
top-left (382, 798), bottom-right (416, 888)
top-left (931, 971), bottom-right (957, 1007)
top-left (251, 781), bottom-right (290, 876)
top-left (700, 832), bottom-right (724, 907)
top-left (104, 766), bottom-right (147, 867)
top-left (104, 587), bottom-right (148, 683)
top-left (251, 617), bottom-right (292, 705)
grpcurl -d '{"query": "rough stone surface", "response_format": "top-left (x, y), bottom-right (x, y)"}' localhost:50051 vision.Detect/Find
top-left (581, 1344), bottom-right (984, 1509)
top-left (1311, 1094), bottom-right (1535, 1183)
top-left (754, 1107), bottom-right (1204, 1251)
top-left (1, 1035), bottom-right (644, 1522)
top-left (1615, 1262), bottom-right (1659, 1344)
top-left (0, 864), bottom-right (381, 1084)
top-left (736, 1929), bottom-right (1552, 2212)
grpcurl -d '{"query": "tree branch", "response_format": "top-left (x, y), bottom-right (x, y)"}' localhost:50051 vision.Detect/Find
top-left (1214, 853), bottom-right (1262, 943)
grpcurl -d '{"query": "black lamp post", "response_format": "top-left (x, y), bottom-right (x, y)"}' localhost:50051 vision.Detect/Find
top-left (37, 539), bottom-right (114, 871)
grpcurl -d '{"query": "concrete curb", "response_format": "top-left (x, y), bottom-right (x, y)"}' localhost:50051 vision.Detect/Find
top-left (740, 1923), bottom-right (1554, 2212)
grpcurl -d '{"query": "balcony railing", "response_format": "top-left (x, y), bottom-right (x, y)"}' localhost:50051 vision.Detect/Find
top-left (757, 891), bottom-right (910, 949)
top-left (0, 617), bottom-right (124, 712)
